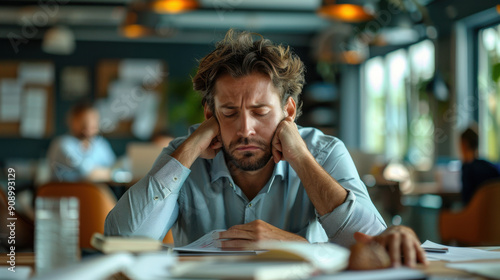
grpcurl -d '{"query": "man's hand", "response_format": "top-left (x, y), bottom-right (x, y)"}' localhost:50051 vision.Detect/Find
top-left (216, 220), bottom-right (307, 249)
top-left (171, 116), bottom-right (222, 168)
top-left (354, 226), bottom-right (428, 268)
top-left (271, 116), bottom-right (309, 164)
top-left (194, 116), bottom-right (222, 159)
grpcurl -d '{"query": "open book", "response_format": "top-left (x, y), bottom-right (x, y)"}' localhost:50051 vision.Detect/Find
top-left (170, 239), bottom-right (350, 279)
top-left (172, 229), bottom-right (258, 255)
top-left (91, 233), bottom-right (163, 254)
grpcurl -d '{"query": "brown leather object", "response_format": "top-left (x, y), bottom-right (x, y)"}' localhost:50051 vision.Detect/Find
top-left (439, 180), bottom-right (500, 246)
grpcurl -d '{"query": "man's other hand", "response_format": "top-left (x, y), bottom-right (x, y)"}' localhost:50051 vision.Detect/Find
top-left (271, 116), bottom-right (308, 164)
top-left (195, 116), bottom-right (222, 159)
top-left (216, 219), bottom-right (307, 249)
top-left (171, 116), bottom-right (221, 168)
top-left (354, 225), bottom-right (428, 268)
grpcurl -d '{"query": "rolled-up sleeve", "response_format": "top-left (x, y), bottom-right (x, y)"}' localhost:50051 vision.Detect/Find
top-left (316, 140), bottom-right (387, 247)
top-left (104, 143), bottom-right (191, 240)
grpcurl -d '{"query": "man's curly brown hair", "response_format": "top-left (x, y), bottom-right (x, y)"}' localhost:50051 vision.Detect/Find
top-left (193, 29), bottom-right (305, 118)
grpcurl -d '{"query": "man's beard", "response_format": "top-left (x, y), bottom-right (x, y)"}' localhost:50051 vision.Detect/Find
top-left (222, 137), bottom-right (272, 171)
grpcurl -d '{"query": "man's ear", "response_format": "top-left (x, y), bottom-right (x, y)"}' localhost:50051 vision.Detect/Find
top-left (284, 97), bottom-right (297, 120)
top-left (204, 103), bottom-right (213, 120)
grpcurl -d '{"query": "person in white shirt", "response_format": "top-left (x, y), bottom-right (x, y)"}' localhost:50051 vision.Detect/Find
top-left (106, 29), bottom-right (427, 267)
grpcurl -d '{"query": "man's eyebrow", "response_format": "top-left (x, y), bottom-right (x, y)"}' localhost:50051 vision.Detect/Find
top-left (219, 104), bottom-right (238, 109)
top-left (219, 104), bottom-right (271, 109)
top-left (250, 104), bottom-right (271, 109)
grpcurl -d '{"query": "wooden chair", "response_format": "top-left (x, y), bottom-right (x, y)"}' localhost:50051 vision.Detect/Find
top-left (439, 179), bottom-right (500, 246)
top-left (37, 182), bottom-right (117, 248)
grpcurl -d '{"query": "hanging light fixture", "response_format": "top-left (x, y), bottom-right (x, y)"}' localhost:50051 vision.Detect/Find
top-left (120, 9), bottom-right (157, 38)
top-left (42, 25), bottom-right (76, 55)
top-left (151, 0), bottom-right (199, 14)
top-left (317, 0), bottom-right (374, 23)
top-left (120, 0), bottom-right (197, 38)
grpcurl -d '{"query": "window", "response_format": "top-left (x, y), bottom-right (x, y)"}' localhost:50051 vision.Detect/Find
top-left (478, 24), bottom-right (500, 162)
top-left (362, 40), bottom-right (435, 170)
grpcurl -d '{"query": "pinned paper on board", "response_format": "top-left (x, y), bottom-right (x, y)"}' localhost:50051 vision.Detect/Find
top-left (61, 66), bottom-right (90, 100)
top-left (18, 62), bottom-right (54, 85)
top-left (118, 59), bottom-right (164, 83)
top-left (20, 88), bottom-right (47, 138)
top-left (132, 92), bottom-right (159, 140)
top-left (0, 78), bottom-right (22, 121)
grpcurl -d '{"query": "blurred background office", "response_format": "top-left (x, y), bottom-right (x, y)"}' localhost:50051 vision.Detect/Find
top-left (1, 0), bottom-right (500, 251)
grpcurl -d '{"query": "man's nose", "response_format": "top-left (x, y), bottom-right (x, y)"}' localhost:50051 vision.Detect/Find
top-left (236, 112), bottom-right (256, 138)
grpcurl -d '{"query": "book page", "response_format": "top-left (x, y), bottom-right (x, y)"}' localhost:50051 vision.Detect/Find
top-left (173, 229), bottom-right (257, 254)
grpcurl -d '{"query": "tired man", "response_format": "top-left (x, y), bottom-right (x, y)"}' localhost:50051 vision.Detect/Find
top-left (105, 29), bottom-right (427, 267)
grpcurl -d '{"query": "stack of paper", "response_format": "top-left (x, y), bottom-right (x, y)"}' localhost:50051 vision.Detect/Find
top-left (170, 231), bottom-right (351, 280)
top-left (446, 262), bottom-right (500, 279)
top-left (422, 240), bottom-right (500, 262)
top-left (310, 267), bottom-right (426, 280)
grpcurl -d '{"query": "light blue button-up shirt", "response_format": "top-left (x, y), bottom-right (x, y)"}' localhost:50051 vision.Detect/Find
top-left (47, 135), bottom-right (116, 181)
top-left (105, 125), bottom-right (386, 247)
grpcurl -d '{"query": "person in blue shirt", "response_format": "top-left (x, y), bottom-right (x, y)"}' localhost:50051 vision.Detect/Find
top-left (459, 126), bottom-right (500, 205)
top-left (47, 103), bottom-right (116, 182)
top-left (105, 29), bottom-right (427, 267)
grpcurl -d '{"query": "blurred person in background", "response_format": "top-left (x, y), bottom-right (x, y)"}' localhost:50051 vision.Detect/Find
top-left (459, 126), bottom-right (500, 205)
top-left (47, 102), bottom-right (116, 182)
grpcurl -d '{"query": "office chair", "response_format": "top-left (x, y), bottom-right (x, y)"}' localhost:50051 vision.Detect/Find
top-left (439, 179), bottom-right (500, 246)
top-left (163, 230), bottom-right (174, 244)
top-left (37, 182), bottom-right (117, 248)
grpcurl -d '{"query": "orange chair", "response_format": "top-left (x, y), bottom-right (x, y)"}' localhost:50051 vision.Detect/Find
top-left (439, 180), bottom-right (500, 246)
top-left (37, 182), bottom-right (117, 248)
top-left (163, 229), bottom-right (174, 244)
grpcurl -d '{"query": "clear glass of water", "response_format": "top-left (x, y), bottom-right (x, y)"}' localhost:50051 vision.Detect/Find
top-left (35, 197), bottom-right (80, 275)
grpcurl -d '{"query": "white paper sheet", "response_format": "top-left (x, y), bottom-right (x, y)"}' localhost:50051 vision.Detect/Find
top-left (107, 80), bottom-right (142, 120)
top-left (173, 229), bottom-right (257, 254)
top-left (422, 240), bottom-right (500, 262)
top-left (95, 98), bottom-right (118, 133)
top-left (0, 78), bottom-right (22, 121)
top-left (123, 251), bottom-right (176, 279)
top-left (20, 88), bottom-right (46, 138)
top-left (132, 92), bottom-right (159, 140)
top-left (118, 59), bottom-right (163, 83)
top-left (311, 267), bottom-right (426, 280)
top-left (18, 62), bottom-right (54, 85)
top-left (446, 262), bottom-right (500, 279)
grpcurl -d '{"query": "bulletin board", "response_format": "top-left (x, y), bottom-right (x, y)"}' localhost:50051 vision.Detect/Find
top-left (95, 59), bottom-right (168, 138)
top-left (0, 61), bottom-right (55, 138)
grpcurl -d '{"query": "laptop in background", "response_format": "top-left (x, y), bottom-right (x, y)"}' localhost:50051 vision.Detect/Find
top-left (126, 143), bottom-right (164, 181)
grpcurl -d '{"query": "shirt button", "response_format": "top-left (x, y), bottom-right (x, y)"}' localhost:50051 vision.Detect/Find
top-left (173, 177), bottom-right (178, 182)
top-left (153, 196), bottom-right (159, 200)
top-left (248, 203), bottom-right (252, 207)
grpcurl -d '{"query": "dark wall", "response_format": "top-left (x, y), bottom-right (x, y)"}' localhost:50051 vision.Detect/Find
top-left (0, 38), bottom-right (214, 159)
top-left (0, 37), bottom-right (314, 160)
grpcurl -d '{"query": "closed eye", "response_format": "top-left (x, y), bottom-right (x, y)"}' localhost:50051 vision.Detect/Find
top-left (222, 112), bottom-right (237, 118)
top-left (254, 109), bottom-right (270, 116)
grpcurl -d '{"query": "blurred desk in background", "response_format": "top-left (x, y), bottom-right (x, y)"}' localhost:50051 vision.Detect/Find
top-left (409, 182), bottom-right (462, 210)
